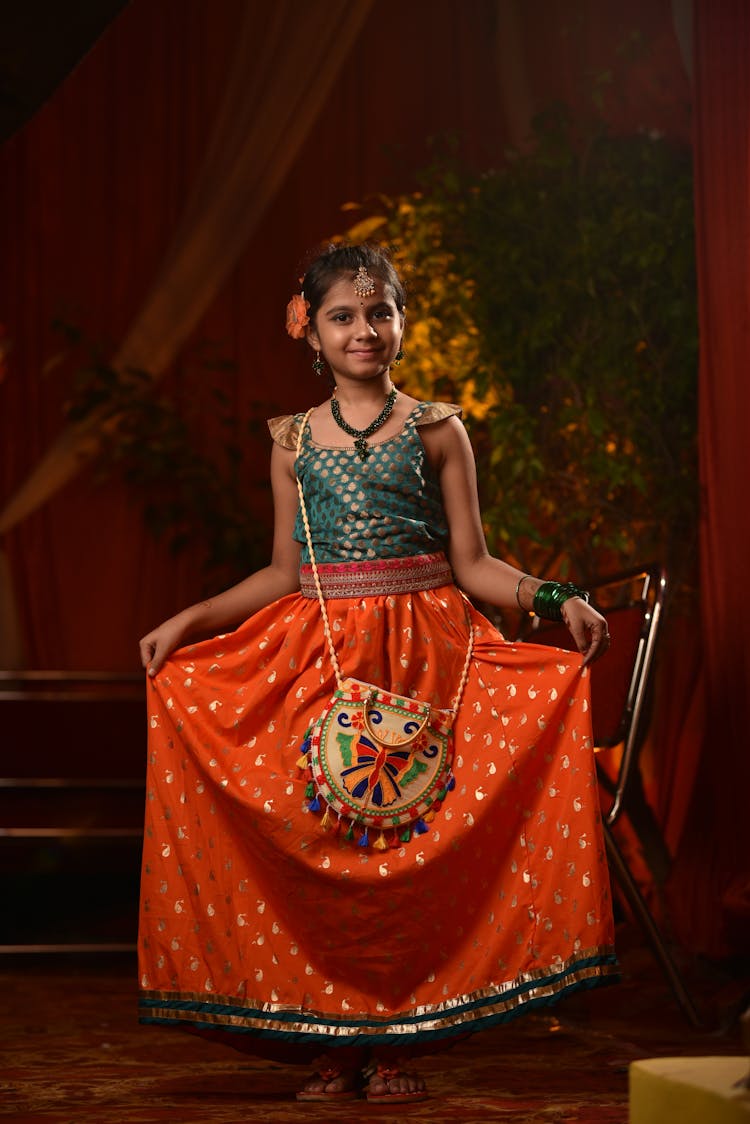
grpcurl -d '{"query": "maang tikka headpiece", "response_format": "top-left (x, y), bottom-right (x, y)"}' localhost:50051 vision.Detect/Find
top-left (352, 264), bottom-right (376, 300)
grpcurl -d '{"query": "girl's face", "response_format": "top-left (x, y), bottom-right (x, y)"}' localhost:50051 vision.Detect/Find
top-left (306, 274), bottom-right (404, 384)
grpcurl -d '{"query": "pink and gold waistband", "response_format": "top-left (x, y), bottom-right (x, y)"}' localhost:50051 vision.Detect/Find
top-left (299, 552), bottom-right (454, 600)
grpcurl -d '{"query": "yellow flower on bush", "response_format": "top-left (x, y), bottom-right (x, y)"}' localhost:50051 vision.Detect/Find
top-left (460, 378), bottom-right (499, 421)
top-left (340, 198), bottom-right (507, 423)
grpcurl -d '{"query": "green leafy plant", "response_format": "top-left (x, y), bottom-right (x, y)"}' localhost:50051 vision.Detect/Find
top-left (341, 110), bottom-right (698, 605)
top-left (55, 323), bottom-right (272, 589)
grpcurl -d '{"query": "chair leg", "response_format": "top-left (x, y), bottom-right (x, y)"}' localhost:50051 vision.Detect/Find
top-left (604, 824), bottom-right (704, 1028)
top-left (605, 768), bottom-right (673, 888)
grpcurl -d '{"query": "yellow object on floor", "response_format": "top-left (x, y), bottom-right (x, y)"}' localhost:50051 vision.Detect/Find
top-left (630, 1057), bottom-right (750, 1123)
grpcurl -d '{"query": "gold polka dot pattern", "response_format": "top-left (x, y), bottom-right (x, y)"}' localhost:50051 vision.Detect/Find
top-left (138, 585), bottom-right (617, 1048)
top-left (291, 403), bottom-right (458, 563)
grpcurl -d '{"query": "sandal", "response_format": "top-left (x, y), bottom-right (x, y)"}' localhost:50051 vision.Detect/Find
top-left (365, 1061), bottom-right (429, 1104)
top-left (295, 1057), bottom-right (359, 1102)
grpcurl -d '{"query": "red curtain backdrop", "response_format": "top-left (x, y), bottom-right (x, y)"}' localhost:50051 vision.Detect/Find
top-left (667, 0), bottom-right (750, 958)
top-left (0, 0), bottom-right (691, 670)
top-left (5, 1), bottom-right (746, 957)
top-left (0, 0), bottom-right (505, 669)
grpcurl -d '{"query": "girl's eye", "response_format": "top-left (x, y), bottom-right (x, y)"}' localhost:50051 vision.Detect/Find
top-left (328, 306), bottom-right (393, 323)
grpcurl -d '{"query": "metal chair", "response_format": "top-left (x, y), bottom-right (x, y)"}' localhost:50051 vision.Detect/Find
top-left (520, 564), bottom-right (702, 1026)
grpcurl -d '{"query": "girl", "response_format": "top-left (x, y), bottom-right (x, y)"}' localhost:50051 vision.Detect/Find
top-left (138, 243), bottom-right (615, 1104)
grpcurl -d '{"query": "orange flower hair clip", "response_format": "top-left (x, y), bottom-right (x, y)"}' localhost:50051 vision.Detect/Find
top-left (286, 292), bottom-right (310, 339)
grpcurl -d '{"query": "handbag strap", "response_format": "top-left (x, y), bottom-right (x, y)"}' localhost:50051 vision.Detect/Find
top-left (295, 407), bottom-right (473, 718)
top-left (295, 408), bottom-right (345, 691)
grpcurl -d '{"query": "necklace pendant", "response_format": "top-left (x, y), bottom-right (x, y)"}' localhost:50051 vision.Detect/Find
top-left (330, 386), bottom-right (397, 460)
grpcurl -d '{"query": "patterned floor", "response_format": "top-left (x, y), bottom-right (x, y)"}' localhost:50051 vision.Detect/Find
top-left (0, 936), bottom-right (745, 1123)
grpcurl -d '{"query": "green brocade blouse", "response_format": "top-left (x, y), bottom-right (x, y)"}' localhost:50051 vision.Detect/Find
top-left (268, 401), bottom-right (461, 564)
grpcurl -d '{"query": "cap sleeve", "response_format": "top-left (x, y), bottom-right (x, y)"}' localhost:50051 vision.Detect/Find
top-left (267, 414), bottom-right (302, 450)
top-left (413, 402), bottom-right (462, 427)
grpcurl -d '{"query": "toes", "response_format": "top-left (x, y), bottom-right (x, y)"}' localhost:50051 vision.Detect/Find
top-left (301, 1078), bottom-right (326, 1095)
top-left (324, 1074), bottom-right (350, 1094)
top-left (369, 1069), bottom-right (426, 1098)
top-left (395, 1072), bottom-right (424, 1094)
top-left (298, 1067), bottom-right (357, 1098)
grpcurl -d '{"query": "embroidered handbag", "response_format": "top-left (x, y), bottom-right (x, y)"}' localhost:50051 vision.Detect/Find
top-left (294, 409), bottom-right (473, 849)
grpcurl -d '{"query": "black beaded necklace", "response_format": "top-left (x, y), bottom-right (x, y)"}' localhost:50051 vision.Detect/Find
top-left (330, 387), bottom-right (398, 460)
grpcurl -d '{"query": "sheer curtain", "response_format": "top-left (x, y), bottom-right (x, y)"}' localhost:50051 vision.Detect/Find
top-left (0, 0), bottom-right (503, 669)
top-left (0, 0), bottom-right (373, 534)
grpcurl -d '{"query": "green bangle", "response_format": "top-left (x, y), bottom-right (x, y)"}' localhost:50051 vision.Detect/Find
top-left (533, 581), bottom-right (590, 622)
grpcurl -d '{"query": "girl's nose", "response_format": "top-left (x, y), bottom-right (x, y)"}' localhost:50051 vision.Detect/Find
top-left (353, 315), bottom-right (377, 338)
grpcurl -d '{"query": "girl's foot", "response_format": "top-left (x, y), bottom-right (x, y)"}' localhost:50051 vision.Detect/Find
top-left (365, 1061), bottom-right (428, 1103)
top-left (296, 1057), bottom-right (359, 1102)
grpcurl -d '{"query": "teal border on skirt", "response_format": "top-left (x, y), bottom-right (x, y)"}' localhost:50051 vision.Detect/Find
top-left (139, 952), bottom-right (619, 1047)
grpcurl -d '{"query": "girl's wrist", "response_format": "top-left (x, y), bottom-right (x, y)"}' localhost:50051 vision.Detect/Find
top-left (533, 581), bottom-right (590, 622)
top-left (514, 574), bottom-right (541, 612)
top-left (178, 602), bottom-right (210, 637)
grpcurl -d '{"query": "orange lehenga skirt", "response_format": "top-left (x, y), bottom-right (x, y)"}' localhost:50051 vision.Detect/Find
top-left (138, 567), bottom-right (617, 1056)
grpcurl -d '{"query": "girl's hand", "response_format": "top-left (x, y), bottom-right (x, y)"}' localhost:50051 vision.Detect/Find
top-left (139, 616), bottom-right (191, 677)
top-left (561, 598), bottom-right (610, 665)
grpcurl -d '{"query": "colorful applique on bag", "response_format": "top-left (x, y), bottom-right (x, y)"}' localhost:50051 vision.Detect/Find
top-left (298, 677), bottom-right (460, 848)
top-left (294, 409), bottom-right (472, 850)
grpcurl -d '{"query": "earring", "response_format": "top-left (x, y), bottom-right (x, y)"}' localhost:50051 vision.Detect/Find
top-left (392, 347), bottom-right (405, 366)
top-left (312, 350), bottom-right (325, 376)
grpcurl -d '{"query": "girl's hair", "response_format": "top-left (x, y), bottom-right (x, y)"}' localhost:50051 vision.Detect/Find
top-left (301, 244), bottom-right (406, 322)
